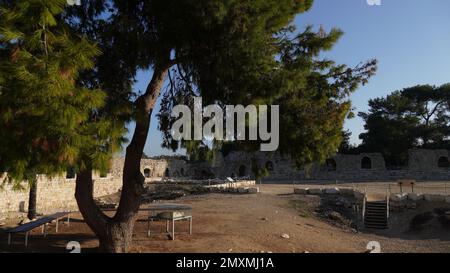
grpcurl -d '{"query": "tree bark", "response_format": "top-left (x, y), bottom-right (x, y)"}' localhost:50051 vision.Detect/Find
top-left (75, 62), bottom-right (170, 253)
top-left (27, 177), bottom-right (37, 220)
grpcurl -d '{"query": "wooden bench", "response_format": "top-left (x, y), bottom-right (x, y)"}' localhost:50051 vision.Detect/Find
top-left (7, 211), bottom-right (72, 247)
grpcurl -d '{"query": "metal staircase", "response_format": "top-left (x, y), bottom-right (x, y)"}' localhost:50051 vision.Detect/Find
top-left (363, 194), bottom-right (389, 229)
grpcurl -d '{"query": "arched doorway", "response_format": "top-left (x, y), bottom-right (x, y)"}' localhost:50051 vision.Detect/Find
top-left (144, 168), bottom-right (152, 178)
top-left (438, 156), bottom-right (449, 168)
top-left (326, 159), bottom-right (337, 171)
top-left (361, 157), bottom-right (372, 170)
top-left (66, 167), bottom-right (76, 179)
top-left (238, 165), bottom-right (247, 177)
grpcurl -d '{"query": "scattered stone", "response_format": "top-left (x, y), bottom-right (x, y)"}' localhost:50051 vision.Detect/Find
top-left (294, 188), bottom-right (308, 195)
top-left (390, 193), bottom-right (408, 202)
top-left (408, 193), bottom-right (423, 201)
top-left (353, 191), bottom-right (365, 200)
top-left (228, 249), bottom-right (233, 252)
top-left (247, 187), bottom-right (260, 194)
top-left (308, 188), bottom-right (322, 195)
top-left (424, 194), bottom-right (446, 202)
top-left (410, 212), bottom-right (434, 231)
top-left (339, 188), bottom-right (354, 195)
top-left (238, 187), bottom-right (247, 193)
top-left (303, 250), bottom-right (310, 253)
top-left (406, 203), bottom-right (417, 210)
top-left (281, 234), bottom-right (290, 239)
top-left (261, 217), bottom-right (269, 221)
top-left (324, 188), bottom-right (340, 195)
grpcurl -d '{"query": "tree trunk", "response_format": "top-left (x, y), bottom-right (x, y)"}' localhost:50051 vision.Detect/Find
top-left (27, 177), bottom-right (37, 220)
top-left (75, 62), bottom-right (170, 253)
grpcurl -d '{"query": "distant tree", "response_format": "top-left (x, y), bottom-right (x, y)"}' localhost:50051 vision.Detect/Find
top-left (338, 130), bottom-right (359, 154)
top-left (251, 158), bottom-right (269, 184)
top-left (358, 84), bottom-right (450, 167)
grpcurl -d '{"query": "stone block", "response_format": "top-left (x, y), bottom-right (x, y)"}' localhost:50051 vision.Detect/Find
top-left (324, 188), bottom-right (340, 195)
top-left (407, 193), bottom-right (423, 201)
top-left (294, 188), bottom-right (308, 195)
top-left (308, 188), bottom-right (322, 195)
top-left (238, 188), bottom-right (247, 193)
top-left (423, 194), bottom-right (446, 202)
top-left (390, 193), bottom-right (408, 202)
top-left (353, 191), bottom-right (365, 200)
top-left (339, 188), bottom-right (354, 195)
top-left (247, 187), bottom-right (260, 194)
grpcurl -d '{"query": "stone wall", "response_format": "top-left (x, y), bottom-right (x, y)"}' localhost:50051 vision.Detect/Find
top-left (215, 149), bottom-right (450, 182)
top-left (3, 148), bottom-right (450, 218)
top-left (0, 174), bottom-right (122, 218)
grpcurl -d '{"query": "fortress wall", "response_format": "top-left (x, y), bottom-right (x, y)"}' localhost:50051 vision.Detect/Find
top-left (0, 174), bottom-right (122, 218)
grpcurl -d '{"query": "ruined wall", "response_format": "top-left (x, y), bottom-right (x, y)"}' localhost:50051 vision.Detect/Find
top-left (217, 150), bottom-right (450, 182)
top-left (0, 174), bottom-right (122, 218)
top-left (3, 149), bottom-right (450, 218)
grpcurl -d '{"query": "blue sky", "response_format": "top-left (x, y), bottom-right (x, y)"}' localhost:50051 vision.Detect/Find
top-left (127, 0), bottom-right (450, 156)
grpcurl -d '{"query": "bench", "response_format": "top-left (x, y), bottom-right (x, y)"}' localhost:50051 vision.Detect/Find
top-left (7, 211), bottom-right (72, 247)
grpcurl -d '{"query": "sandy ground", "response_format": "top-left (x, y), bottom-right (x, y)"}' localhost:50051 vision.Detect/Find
top-left (1, 184), bottom-right (450, 253)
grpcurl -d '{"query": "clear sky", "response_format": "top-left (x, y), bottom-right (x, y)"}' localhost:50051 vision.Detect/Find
top-left (127, 0), bottom-right (450, 157)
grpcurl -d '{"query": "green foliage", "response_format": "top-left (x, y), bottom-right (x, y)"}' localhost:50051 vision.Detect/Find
top-left (0, 0), bottom-right (117, 183)
top-left (152, 3), bottom-right (376, 168)
top-left (251, 158), bottom-right (269, 182)
top-left (358, 84), bottom-right (450, 167)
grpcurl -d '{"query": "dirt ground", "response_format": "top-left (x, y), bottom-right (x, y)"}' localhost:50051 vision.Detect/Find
top-left (1, 184), bottom-right (450, 253)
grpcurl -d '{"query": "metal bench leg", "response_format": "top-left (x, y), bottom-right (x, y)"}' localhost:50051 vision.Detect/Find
top-left (56, 218), bottom-right (59, 233)
top-left (189, 217), bottom-right (192, 235)
top-left (166, 220), bottom-right (169, 233)
top-left (25, 232), bottom-right (29, 247)
top-left (8, 234), bottom-right (12, 246)
top-left (147, 219), bottom-right (151, 237)
top-left (43, 224), bottom-right (47, 238)
top-left (172, 219), bottom-right (175, 241)
top-left (67, 214), bottom-right (70, 226)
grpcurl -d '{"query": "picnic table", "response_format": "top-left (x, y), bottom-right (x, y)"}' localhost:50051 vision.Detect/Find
top-left (145, 204), bottom-right (193, 240)
top-left (103, 204), bottom-right (193, 240)
top-left (7, 211), bottom-right (72, 247)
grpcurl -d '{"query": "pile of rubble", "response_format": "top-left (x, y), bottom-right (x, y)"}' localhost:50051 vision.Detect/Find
top-left (206, 186), bottom-right (260, 194)
top-left (294, 187), bottom-right (358, 231)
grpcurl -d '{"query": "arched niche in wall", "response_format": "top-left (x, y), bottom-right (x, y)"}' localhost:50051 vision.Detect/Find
top-left (144, 168), bottom-right (152, 178)
top-left (438, 156), bottom-right (450, 168)
top-left (66, 167), bottom-right (76, 179)
top-left (238, 165), bottom-right (247, 177)
top-left (361, 157), bottom-right (372, 170)
top-left (326, 158), bottom-right (337, 171)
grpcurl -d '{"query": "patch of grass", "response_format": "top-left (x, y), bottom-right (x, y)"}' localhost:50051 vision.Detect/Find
top-left (289, 200), bottom-right (312, 218)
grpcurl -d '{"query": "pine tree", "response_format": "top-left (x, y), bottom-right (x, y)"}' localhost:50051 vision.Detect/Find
top-left (0, 0), bottom-right (109, 218)
top-left (65, 0), bottom-right (377, 253)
